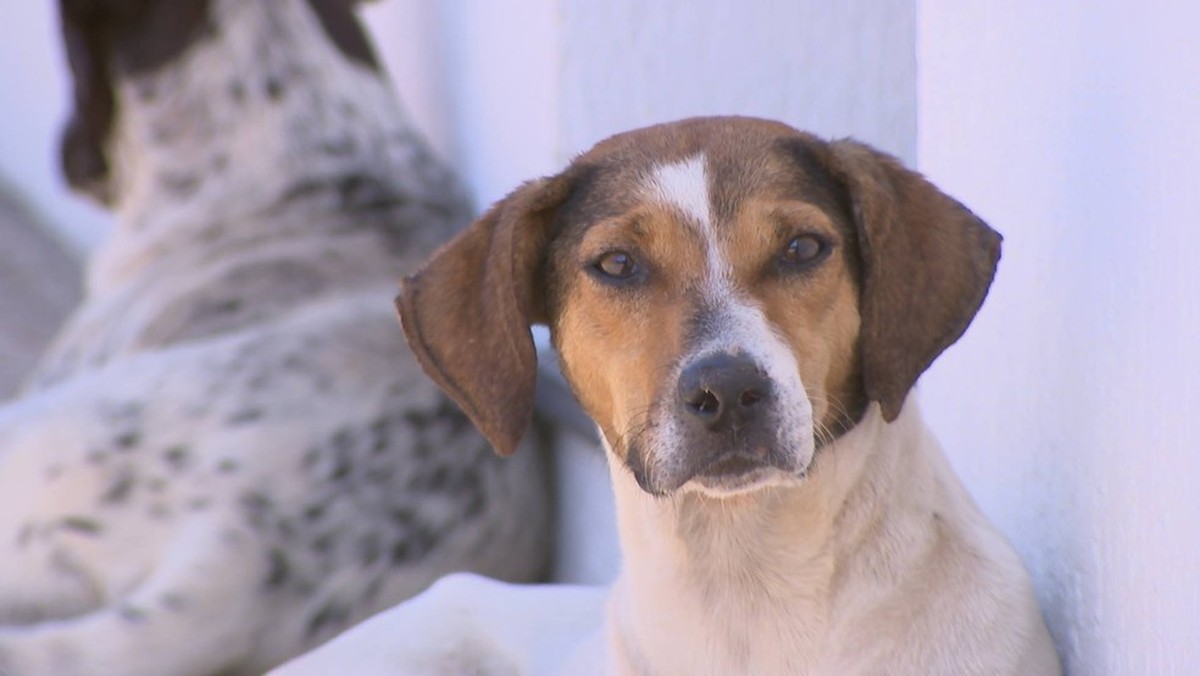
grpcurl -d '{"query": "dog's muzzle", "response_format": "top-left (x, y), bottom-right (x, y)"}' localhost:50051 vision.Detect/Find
top-left (628, 351), bottom-right (804, 496)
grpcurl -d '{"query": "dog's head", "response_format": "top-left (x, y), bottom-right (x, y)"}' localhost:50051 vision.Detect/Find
top-left (398, 117), bottom-right (999, 498)
top-left (57, 0), bottom-right (378, 204)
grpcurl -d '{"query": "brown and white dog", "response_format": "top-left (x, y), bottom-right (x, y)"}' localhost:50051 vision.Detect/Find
top-left (278, 117), bottom-right (1060, 675)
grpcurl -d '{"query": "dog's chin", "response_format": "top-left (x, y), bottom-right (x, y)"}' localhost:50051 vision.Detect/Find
top-left (682, 458), bottom-right (806, 499)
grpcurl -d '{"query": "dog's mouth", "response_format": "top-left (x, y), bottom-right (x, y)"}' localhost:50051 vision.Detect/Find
top-left (702, 453), bottom-right (765, 478)
top-left (623, 432), bottom-right (807, 497)
top-left (688, 448), bottom-right (798, 495)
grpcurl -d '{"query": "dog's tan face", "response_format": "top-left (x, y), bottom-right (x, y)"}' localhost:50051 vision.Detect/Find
top-left (546, 136), bottom-right (864, 496)
top-left (399, 117), bottom-right (1001, 498)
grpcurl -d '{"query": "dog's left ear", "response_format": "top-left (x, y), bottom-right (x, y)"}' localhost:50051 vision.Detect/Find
top-left (396, 175), bottom-right (574, 456)
top-left (822, 139), bottom-right (1002, 422)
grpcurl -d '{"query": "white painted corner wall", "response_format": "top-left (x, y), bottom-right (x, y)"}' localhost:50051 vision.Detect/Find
top-left (364, 0), bottom-right (916, 210)
top-left (917, 2), bottom-right (1200, 673)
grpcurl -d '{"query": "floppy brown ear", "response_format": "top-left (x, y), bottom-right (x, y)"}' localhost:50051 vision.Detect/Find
top-left (825, 140), bottom-right (1001, 421)
top-left (396, 176), bottom-right (572, 456)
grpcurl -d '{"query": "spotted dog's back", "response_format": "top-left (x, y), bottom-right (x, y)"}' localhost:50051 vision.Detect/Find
top-left (0, 2), bottom-right (551, 674)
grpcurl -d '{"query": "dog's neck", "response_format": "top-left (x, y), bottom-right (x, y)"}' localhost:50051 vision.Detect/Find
top-left (604, 400), bottom-right (951, 674)
top-left (90, 0), bottom-right (464, 294)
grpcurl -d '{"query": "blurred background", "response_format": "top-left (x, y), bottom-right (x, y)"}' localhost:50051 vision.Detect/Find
top-left (2, 1), bottom-right (1197, 673)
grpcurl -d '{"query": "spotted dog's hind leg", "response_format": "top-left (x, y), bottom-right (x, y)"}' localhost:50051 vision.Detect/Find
top-left (0, 521), bottom-right (272, 676)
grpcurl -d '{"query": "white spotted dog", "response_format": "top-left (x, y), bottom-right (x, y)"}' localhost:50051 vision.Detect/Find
top-left (278, 116), bottom-right (1060, 675)
top-left (0, 1), bottom-right (552, 675)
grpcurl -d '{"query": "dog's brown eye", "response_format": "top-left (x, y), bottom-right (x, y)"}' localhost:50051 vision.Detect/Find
top-left (779, 235), bottom-right (827, 268)
top-left (594, 251), bottom-right (638, 280)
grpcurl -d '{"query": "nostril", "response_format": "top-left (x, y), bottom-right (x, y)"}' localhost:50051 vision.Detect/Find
top-left (738, 389), bottom-right (763, 408)
top-left (686, 389), bottom-right (721, 416)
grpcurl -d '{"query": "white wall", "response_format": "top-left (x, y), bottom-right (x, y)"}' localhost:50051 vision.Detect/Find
top-left (918, 2), bottom-right (1200, 673)
top-left (366, 0), bottom-right (915, 209)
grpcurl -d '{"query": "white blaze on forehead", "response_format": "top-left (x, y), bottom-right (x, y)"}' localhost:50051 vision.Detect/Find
top-left (644, 154), bottom-right (712, 230)
top-left (643, 153), bottom-right (734, 287)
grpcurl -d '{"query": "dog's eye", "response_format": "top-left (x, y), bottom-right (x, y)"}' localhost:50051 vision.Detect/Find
top-left (779, 235), bottom-right (828, 268)
top-left (593, 251), bottom-right (639, 280)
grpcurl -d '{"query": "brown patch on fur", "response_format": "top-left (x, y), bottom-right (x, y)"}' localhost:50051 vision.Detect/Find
top-left (397, 174), bottom-right (579, 456)
top-left (812, 141), bottom-right (1001, 421)
top-left (58, 0), bottom-right (213, 202)
top-left (56, 0), bottom-right (381, 202)
top-left (549, 204), bottom-right (707, 460)
top-left (304, 0), bottom-right (381, 70)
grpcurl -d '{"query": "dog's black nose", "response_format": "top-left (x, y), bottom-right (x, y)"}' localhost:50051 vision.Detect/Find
top-left (678, 352), bottom-right (772, 432)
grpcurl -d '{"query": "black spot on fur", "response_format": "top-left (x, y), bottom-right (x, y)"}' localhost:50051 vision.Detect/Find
top-left (160, 593), bottom-right (188, 612)
top-left (306, 601), bottom-right (352, 639)
top-left (388, 507), bottom-right (414, 528)
top-left (45, 464), bottom-right (64, 481)
top-left (320, 137), bottom-right (356, 156)
top-left (367, 418), bottom-right (389, 454)
top-left (217, 458), bottom-right (239, 474)
top-left (100, 469), bottom-right (136, 504)
top-left (264, 548), bottom-right (290, 589)
top-left (336, 174), bottom-right (395, 210)
top-left (301, 448), bottom-right (321, 470)
top-left (311, 531), bottom-right (337, 555)
top-left (227, 408), bottom-right (264, 425)
top-left (241, 491), bottom-right (274, 529)
top-left (163, 444), bottom-right (191, 470)
top-left (265, 76), bottom-right (285, 100)
top-left (160, 172), bottom-right (200, 197)
top-left (228, 79), bottom-right (245, 103)
top-left (361, 577), bottom-right (384, 604)
top-left (389, 524), bottom-right (437, 566)
top-left (303, 502), bottom-right (327, 522)
top-left (115, 430), bottom-right (142, 450)
top-left (281, 179), bottom-right (324, 203)
top-left (60, 515), bottom-right (103, 535)
top-left (331, 426), bottom-right (355, 453)
top-left (357, 532), bottom-right (382, 567)
top-left (187, 496), bottom-right (212, 511)
top-left (119, 605), bottom-right (148, 624)
top-left (330, 457), bottom-right (352, 481)
top-left (276, 518), bottom-right (297, 542)
top-left (214, 298), bottom-right (243, 314)
top-left (363, 465), bottom-right (395, 484)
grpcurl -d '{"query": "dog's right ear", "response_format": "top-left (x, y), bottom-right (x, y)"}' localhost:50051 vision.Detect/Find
top-left (396, 175), bottom-right (574, 456)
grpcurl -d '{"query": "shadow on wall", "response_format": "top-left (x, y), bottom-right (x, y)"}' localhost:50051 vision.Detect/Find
top-left (0, 176), bottom-right (81, 399)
